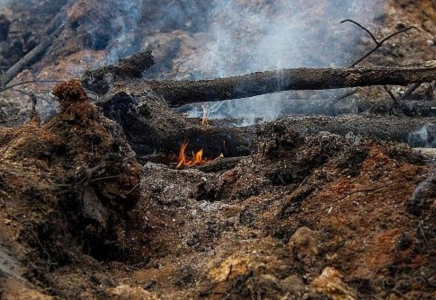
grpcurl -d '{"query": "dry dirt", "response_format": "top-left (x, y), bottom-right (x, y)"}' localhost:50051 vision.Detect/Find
top-left (1, 0), bottom-right (436, 299)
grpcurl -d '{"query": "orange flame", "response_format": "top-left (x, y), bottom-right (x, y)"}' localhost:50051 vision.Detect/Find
top-left (177, 141), bottom-right (209, 169)
top-left (201, 105), bottom-right (209, 126)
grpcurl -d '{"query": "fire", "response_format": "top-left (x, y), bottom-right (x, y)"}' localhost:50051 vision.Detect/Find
top-left (201, 105), bottom-right (209, 126)
top-left (176, 141), bottom-right (209, 169)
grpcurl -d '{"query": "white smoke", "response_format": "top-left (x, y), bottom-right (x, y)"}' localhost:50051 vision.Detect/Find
top-left (105, 0), bottom-right (144, 64)
top-left (0, 0), bottom-right (386, 124)
top-left (181, 0), bottom-right (384, 78)
top-left (174, 0), bottom-right (385, 123)
top-left (408, 124), bottom-right (436, 148)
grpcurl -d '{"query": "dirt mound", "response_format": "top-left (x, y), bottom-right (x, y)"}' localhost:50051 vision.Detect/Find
top-left (0, 81), bottom-right (141, 298)
top-left (0, 83), bottom-right (435, 298)
top-left (114, 121), bottom-right (435, 299)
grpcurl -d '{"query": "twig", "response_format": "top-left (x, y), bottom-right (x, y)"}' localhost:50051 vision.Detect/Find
top-left (0, 80), bottom-right (61, 94)
top-left (225, 264), bottom-right (233, 281)
top-left (401, 82), bottom-right (422, 100)
top-left (341, 19), bottom-right (420, 67)
top-left (302, 182), bottom-right (397, 216)
top-left (328, 182), bottom-right (395, 204)
top-left (341, 19), bottom-right (379, 45)
top-left (333, 89), bottom-right (358, 102)
top-left (125, 183), bottom-right (140, 195)
top-left (11, 88), bottom-right (57, 111)
top-left (382, 86), bottom-right (408, 115)
top-left (418, 220), bottom-right (431, 250)
top-left (89, 175), bottom-right (121, 182)
top-left (74, 161), bottom-right (107, 188)
top-left (383, 86), bottom-right (400, 106)
top-left (390, 289), bottom-right (412, 300)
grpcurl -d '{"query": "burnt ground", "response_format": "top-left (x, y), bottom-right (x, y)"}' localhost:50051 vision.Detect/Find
top-left (1, 0), bottom-right (436, 299)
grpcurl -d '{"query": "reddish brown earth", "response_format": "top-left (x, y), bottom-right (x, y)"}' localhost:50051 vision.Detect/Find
top-left (1, 0), bottom-right (436, 299)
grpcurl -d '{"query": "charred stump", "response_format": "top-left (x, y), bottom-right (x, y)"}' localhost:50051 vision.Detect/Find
top-left (82, 50), bottom-right (254, 159)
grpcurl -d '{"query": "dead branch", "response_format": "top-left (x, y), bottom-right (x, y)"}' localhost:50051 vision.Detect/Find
top-left (401, 82), bottom-right (422, 100)
top-left (1, 4), bottom-right (69, 87)
top-left (82, 49), bottom-right (155, 95)
top-left (341, 19), bottom-right (419, 67)
top-left (196, 156), bottom-right (246, 173)
top-left (278, 97), bottom-right (421, 117)
top-left (1, 24), bottom-right (64, 87)
top-left (0, 80), bottom-right (61, 94)
top-left (145, 61), bottom-right (436, 107)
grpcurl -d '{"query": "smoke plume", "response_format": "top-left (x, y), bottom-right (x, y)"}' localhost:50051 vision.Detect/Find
top-left (1, 0), bottom-right (386, 124)
top-left (168, 0), bottom-right (386, 123)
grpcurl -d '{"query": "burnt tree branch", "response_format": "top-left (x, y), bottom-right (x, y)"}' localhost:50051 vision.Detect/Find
top-left (1, 6), bottom-right (67, 87)
top-left (340, 19), bottom-right (419, 67)
top-left (82, 49), bottom-right (155, 95)
top-left (146, 61), bottom-right (436, 107)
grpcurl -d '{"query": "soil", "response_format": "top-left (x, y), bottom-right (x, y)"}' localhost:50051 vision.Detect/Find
top-left (1, 0), bottom-right (436, 299)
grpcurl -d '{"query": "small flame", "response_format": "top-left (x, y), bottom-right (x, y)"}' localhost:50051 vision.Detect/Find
top-left (177, 141), bottom-right (209, 169)
top-left (201, 105), bottom-right (209, 126)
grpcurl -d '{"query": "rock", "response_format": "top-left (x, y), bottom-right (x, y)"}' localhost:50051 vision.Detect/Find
top-left (107, 285), bottom-right (160, 300)
top-left (288, 226), bottom-right (318, 265)
top-left (281, 275), bottom-right (306, 296)
top-left (312, 267), bottom-right (356, 300)
top-left (1, 279), bottom-right (53, 300)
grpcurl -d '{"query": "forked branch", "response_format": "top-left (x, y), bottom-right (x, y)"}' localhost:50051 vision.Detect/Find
top-left (341, 19), bottom-right (419, 67)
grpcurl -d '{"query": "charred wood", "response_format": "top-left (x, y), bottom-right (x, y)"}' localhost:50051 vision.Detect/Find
top-left (82, 49), bottom-right (155, 95)
top-left (96, 91), bottom-right (253, 158)
top-left (1, 9), bottom-right (66, 87)
top-left (281, 115), bottom-right (436, 147)
top-left (196, 156), bottom-right (246, 173)
top-left (146, 61), bottom-right (436, 107)
top-left (82, 51), bottom-right (436, 159)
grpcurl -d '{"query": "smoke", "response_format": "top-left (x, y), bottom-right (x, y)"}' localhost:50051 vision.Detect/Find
top-left (1, 0), bottom-right (386, 124)
top-left (171, 0), bottom-right (385, 123)
top-left (408, 124), bottom-right (436, 148)
top-left (65, 0), bottom-right (143, 63)
top-left (104, 0), bottom-right (144, 63)
top-left (181, 0), bottom-right (384, 78)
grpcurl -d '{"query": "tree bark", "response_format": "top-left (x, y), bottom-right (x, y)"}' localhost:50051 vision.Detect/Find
top-left (145, 61), bottom-right (436, 107)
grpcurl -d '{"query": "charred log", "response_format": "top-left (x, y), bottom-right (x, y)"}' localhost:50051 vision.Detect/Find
top-left (146, 61), bottom-right (436, 107)
top-left (196, 156), bottom-right (246, 173)
top-left (82, 49), bottom-right (155, 95)
top-left (281, 115), bottom-right (436, 148)
top-left (96, 91), bottom-right (253, 159)
top-left (278, 98), bottom-right (436, 117)
top-left (82, 51), bottom-right (436, 159)
top-left (97, 87), bottom-right (436, 158)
